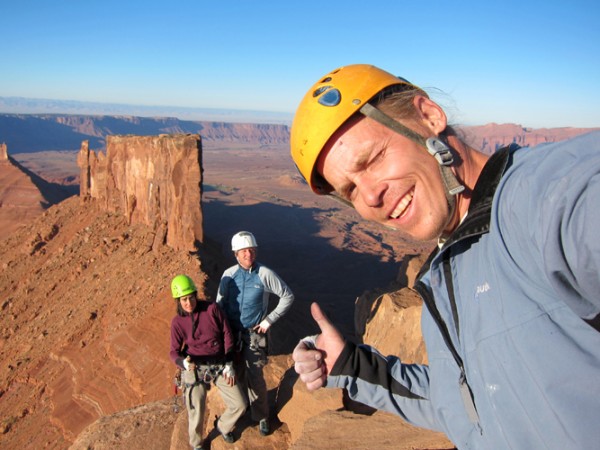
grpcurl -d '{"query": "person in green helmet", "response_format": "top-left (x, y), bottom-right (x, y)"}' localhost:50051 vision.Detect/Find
top-left (169, 274), bottom-right (246, 450)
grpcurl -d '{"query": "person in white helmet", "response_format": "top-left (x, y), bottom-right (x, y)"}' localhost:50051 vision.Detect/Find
top-left (216, 231), bottom-right (295, 436)
top-left (290, 64), bottom-right (600, 449)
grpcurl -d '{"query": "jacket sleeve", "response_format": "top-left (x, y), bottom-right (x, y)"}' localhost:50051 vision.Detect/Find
top-left (214, 302), bottom-right (236, 360)
top-left (169, 318), bottom-right (186, 369)
top-left (216, 271), bottom-right (228, 305)
top-left (503, 136), bottom-right (600, 321)
top-left (549, 168), bottom-right (600, 318)
top-left (259, 267), bottom-right (294, 324)
top-left (328, 341), bottom-right (443, 432)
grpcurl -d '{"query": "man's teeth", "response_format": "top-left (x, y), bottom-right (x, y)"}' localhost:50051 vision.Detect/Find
top-left (390, 189), bottom-right (414, 219)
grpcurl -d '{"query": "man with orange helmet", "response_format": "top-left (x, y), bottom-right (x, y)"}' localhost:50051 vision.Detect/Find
top-left (290, 64), bottom-right (600, 449)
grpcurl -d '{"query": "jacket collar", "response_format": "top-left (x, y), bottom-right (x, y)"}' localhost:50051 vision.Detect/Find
top-left (440, 145), bottom-right (515, 250)
top-left (417, 145), bottom-right (516, 280)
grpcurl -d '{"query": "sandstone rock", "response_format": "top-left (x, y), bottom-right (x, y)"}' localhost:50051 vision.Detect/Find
top-left (457, 123), bottom-right (599, 154)
top-left (396, 252), bottom-right (430, 289)
top-left (362, 289), bottom-right (428, 365)
top-left (290, 409), bottom-right (453, 450)
top-left (277, 361), bottom-right (344, 444)
top-left (69, 399), bottom-right (179, 450)
top-left (354, 252), bottom-right (431, 342)
top-left (0, 195), bottom-right (207, 449)
top-left (78, 134), bottom-right (203, 252)
top-left (0, 144), bottom-right (71, 236)
top-left (0, 142), bottom-right (7, 161)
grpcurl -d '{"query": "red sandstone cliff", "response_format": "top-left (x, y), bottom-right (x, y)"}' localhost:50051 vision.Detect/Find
top-left (0, 135), bottom-right (214, 449)
top-left (2, 113), bottom-right (598, 156)
top-left (78, 135), bottom-right (203, 252)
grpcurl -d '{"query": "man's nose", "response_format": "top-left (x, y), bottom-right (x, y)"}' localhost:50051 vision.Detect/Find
top-left (359, 176), bottom-right (386, 207)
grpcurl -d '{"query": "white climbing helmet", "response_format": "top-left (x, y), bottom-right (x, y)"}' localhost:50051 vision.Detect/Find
top-left (231, 231), bottom-right (258, 252)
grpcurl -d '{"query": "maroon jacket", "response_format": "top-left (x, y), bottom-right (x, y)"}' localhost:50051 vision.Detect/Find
top-left (170, 300), bottom-right (234, 369)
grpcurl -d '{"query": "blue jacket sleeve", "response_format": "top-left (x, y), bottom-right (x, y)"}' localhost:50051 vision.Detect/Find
top-left (258, 266), bottom-right (294, 324)
top-left (500, 135), bottom-right (600, 321)
top-left (327, 341), bottom-right (443, 432)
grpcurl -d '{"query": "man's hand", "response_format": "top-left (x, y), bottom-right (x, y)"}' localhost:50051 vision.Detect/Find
top-left (183, 356), bottom-right (195, 371)
top-left (293, 302), bottom-right (345, 391)
top-left (254, 319), bottom-right (271, 334)
top-left (222, 362), bottom-right (236, 386)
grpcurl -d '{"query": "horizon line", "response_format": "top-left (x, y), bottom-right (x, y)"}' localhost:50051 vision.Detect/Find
top-left (0, 95), bottom-right (294, 125)
top-left (1, 96), bottom-right (599, 131)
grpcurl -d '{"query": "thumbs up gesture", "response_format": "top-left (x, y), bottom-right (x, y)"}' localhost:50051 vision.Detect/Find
top-left (292, 302), bottom-right (346, 391)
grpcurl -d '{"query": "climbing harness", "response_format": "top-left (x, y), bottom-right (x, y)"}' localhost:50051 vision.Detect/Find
top-left (182, 363), bottom-right (226, 410)
top-left (236, 328), bottom-right (268, 354)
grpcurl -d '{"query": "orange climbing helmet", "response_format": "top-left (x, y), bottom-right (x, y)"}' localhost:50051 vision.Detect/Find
top-left (290, 64), bottom-right (414, 194)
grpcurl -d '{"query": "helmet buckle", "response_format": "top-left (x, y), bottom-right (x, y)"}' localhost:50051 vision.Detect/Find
top-left (426, 137), bottom-right (454, 166)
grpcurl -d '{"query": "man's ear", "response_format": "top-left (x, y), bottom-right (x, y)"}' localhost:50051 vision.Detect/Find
top-left (413, 95), bottom-right (447, 135)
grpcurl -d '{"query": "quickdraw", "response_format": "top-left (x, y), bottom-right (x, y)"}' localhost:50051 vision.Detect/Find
top-left (172, 368), bottom-right (182, 413)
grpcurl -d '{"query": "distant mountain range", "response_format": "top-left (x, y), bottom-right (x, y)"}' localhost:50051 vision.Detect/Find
top-left (0, 96), bottom-right (293, 125)
top-left (457, 123), bottom-right (600, 154)
top-left (0, 109), bottom-right (598, 155)
top-left (0, 113), bottom-right (291, 153)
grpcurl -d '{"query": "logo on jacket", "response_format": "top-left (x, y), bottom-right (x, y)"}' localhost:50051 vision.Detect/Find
top-left (475, 282), bottom-right (490, 298)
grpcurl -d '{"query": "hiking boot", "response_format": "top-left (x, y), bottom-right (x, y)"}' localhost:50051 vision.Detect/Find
top-left (214, 417), bottom-right (235, 443)
top-left (259, 418), bottom-right (270, 436)
top-left (222, 432), bottom-right (235, 443)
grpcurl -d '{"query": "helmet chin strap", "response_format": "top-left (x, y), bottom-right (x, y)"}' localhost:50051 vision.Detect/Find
top-left (359, 103), bottom-right (464, 214)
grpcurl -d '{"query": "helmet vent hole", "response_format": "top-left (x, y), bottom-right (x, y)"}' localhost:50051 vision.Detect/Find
top-left (313, 86), bottom-right (330, 97)
top-left (317, 88), bottom-right (341, 107)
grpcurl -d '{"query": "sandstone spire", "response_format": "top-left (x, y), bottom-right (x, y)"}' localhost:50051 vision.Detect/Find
top-left (77, 134), bottom-right (203, 252)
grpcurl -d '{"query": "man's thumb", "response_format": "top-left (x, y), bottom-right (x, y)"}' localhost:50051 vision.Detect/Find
top-left (311, 302), bottom-right (336, 335)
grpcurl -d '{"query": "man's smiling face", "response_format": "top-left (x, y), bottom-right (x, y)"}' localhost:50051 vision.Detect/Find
top-left (316, 114), bottom-right (451, 242)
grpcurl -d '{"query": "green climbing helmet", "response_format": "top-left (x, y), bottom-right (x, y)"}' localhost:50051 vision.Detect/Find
top-left (170, 274), bottom-right (197, 298)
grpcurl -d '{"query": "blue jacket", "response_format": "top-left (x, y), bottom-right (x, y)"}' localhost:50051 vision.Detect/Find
top-left (329, 131), bottom-right (600, 449)
top-left (216, 262), bottom-right (294, 332)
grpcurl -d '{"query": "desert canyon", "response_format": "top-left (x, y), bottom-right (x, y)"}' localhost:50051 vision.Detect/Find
top-left (1, 114), bottom-right (598, 449)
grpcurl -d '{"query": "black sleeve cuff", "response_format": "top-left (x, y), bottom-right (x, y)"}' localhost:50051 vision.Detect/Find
top-left (330, 341), bottom-right (357, 376)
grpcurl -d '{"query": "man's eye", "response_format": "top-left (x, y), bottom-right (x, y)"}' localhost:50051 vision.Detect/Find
top-left (341, 184), bottom-right (356, 200)
top-left (370, 149), bottom-right (386, 165)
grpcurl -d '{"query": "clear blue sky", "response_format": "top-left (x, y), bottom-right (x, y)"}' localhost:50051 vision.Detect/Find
top-left (1, 0), bottom-right (599, 128)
